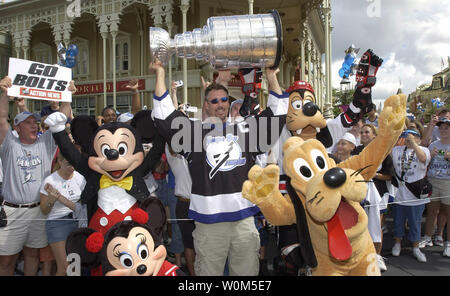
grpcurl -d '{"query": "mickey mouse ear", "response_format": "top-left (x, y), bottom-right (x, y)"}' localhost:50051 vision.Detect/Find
top-left (86, 232), bottom-right (104, 253)
top-left (131, 110), bottom-right (156, 143)
top-left (131, 208), bottom-right (149, 224)
top-left (70, 115), bottom-right (99, 155)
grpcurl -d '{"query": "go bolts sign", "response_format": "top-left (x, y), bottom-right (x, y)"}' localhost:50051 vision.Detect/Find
top-left (7, 58), bottom-right (73, 102)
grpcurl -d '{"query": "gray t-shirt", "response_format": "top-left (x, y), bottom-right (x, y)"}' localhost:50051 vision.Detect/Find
top-left (0, 128), bottom-right (57, 204)
top-left (427, 140), bottom-right (450, 180)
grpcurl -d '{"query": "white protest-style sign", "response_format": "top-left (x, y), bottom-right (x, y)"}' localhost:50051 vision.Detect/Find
top-left (7, 57), bottom-right (72, 102)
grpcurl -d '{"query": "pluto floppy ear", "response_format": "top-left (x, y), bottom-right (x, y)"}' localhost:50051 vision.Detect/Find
top-left (131, 110), bottom-right (156, 143)
top-left (139, 197), bottom-right (167, 244)
top-left (70, 115), bottom-right (99, 155)
top-left (65, 228), bottom-right (102, 270)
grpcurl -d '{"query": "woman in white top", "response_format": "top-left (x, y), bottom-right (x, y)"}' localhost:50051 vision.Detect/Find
top-left (40, 152), bottom-right (86, 275)
top-left (391, 128), bottom-right (430, 263)
top-left (420, 118), bottom-right (450, 257)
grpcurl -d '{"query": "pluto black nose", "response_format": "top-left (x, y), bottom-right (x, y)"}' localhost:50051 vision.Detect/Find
top-left (105, 149), bottom-right (119, 160)
top-left (323, 167), bottom-right (347, 188)
top-left (136, 264), bottom-right (147, 275)
top-left (302, 102), bottom-right (319, 117)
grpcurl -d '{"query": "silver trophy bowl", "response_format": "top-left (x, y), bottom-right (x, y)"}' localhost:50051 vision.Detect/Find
top-left (150, 10), bottom-right (282, 69)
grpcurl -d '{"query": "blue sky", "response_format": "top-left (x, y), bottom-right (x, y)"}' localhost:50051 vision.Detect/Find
top-left (331, 0), bottom-right (450, 106)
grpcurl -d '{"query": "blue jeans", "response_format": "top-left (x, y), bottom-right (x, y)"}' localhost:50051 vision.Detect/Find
top-left (155, 178), bottom-right (184, 254)
top-left (46, 214), bottom-right (78, 244)
top-left (393, 204), bottom-right (425, 243)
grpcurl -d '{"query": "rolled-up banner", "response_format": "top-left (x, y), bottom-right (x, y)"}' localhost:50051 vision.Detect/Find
top-left (150, 10), bottom-right (282, 70)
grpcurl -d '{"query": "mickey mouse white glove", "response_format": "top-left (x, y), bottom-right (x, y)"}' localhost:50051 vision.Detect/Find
top-left (44, 112), bottom-right (67, 133)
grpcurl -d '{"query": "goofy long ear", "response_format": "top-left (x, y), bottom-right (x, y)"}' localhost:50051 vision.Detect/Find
top-left (139, 197), bottom-right (167, 244)
top-left (131, 110), bottom-right (156, 143)
top-left (66, 228), bottom-right (101, 270)
top-left (70, 115), bottom-right (99, 155)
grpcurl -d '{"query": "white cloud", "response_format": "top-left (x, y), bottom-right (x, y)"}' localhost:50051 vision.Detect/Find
top-left (330, 0), bottom-right (450, 107)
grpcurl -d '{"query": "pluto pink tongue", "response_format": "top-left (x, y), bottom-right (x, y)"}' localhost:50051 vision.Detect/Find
top-left (327, 207), bottom-right (353, 261)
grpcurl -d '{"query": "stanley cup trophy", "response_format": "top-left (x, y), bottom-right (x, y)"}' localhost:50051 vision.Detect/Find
top-left (149, 10), bottom-right (282, 69)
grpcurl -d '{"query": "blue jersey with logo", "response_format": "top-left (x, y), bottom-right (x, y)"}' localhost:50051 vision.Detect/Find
top-left (153, 91), bottom-right (289, 223)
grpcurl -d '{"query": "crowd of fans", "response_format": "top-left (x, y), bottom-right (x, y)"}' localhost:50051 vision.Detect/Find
top-left (0, 71), bottom-right (448, 276)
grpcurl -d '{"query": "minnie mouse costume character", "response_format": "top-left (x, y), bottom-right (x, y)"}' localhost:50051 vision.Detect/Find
top-left (44, 111), bottom-right (164, 236)
top-left (66, 203), bottom-right (184, 276)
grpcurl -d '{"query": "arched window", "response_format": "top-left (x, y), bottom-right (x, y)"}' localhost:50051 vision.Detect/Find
top-left (72, 37), bottom-right (89, 79)
top-left (32, 42), bottom-right (52, 64)
top-left (112, 32), bottom-right (131, 74)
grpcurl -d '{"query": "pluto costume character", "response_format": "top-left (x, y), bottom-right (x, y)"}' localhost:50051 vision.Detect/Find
top-left (266, 49), bottom-right (383, 274)
top-left (243, 94), bottom-right (406, 276)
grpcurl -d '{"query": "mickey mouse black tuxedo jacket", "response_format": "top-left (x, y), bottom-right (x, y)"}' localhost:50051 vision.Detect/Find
top-left (52, 130), bottom-right (165, 219)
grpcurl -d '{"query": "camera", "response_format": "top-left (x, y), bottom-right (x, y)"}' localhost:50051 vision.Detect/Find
top-left (400, 129), bottom-right (419, 138)
top-left (180, 103), bottom-right (198, 113)
top-left (174, 80), bottom-right (183, 88)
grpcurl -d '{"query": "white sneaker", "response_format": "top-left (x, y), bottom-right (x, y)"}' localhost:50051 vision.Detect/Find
top-left (434, 235), bottom-right (444, 247)
top-left (418, 236), bottom-right (433, 248)
top-left (413, 248), bottom-right (427, 263)
top-left (444, 242), bottom-right (450, 258)
top-left (377, 254), bottom-right (387, 272)
top-left (392, 243), bottom-right (401, 257)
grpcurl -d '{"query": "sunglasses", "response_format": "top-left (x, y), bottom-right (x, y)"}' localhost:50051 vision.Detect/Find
top-left (360, 131), bottom-right (371, 134)
top-left (207, 97), bottom-right (229, 104)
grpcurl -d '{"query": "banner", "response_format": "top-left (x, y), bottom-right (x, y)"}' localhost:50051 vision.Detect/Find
top-left (7, 57), bottom-right (72, 102)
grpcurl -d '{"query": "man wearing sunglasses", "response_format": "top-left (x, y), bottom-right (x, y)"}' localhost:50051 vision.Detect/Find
top-left (203, 88), bottom-right (230, 123)
top-left (150, 59), bottom-right (288, 276)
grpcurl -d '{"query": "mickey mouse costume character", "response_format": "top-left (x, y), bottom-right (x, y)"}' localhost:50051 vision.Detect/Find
top-left (66, 202), bottom-right (184, 276)
top-left (44, 111), bottom-right (165, 236)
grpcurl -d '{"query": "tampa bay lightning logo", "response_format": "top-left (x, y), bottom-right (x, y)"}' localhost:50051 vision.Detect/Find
top-left (205, 134), bottom-right (246, 179)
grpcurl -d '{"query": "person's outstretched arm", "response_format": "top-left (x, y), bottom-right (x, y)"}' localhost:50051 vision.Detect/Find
top-left (0, 76), bottom-right (12, 145)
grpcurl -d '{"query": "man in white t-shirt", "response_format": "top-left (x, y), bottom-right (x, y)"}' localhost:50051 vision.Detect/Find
top-left (391, 128), bottom-right (430, 262)
top-left (0, 76), bottom-right (75, 276)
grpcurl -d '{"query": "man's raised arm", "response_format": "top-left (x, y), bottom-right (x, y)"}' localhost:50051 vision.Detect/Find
top-left (59, 80), bottom-right (77, 121)
top-left (0, 76), bottom-right (12, 145)
top-left (264, 67), bottom-right (289, 116)
top-left (149, 60), bottom-right (175, 120)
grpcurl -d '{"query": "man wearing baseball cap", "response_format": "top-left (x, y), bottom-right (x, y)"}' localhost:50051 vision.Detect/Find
top-left (0, 76), bottom-right (75, 276)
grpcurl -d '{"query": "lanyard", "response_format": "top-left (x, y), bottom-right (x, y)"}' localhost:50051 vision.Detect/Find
top-left (400, 146), bottom-right (415, 181)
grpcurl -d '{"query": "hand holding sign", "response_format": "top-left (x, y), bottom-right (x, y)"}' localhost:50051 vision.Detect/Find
top-left (0, 76), bottom-right (12, 99)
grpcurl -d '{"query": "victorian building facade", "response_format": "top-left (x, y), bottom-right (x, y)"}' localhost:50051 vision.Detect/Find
top-left (0, 0), bottom-right (333, 119)
top-left (409, 57), bottom-right (450, 114)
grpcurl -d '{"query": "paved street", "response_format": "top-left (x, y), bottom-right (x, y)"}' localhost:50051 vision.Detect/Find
top-left (379, 213), bottom-right (449, 276)
top-left (263, 209), bottom-right (450, 276)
